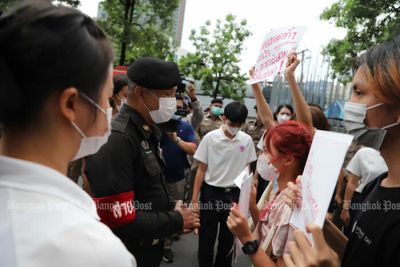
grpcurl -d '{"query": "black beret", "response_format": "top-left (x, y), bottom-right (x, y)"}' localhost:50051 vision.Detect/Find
top-left (127, 57), bottom-right (181, 90)
top-left (211, 98), bottom-right (223, 105)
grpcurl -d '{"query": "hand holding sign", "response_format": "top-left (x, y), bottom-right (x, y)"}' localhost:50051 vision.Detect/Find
top-left (289, 130), bottom-right (353, 234)
top-left (284, 224), bottom-right (340, 267)
top-left (284, 52), bottom-right (301, 80)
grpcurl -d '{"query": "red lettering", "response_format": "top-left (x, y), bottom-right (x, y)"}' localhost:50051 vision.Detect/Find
top-left (93, 191), bottom-right (136, 228)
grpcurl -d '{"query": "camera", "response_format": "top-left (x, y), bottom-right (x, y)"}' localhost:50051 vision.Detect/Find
top-left (177, 75), bottom-right (195, 94)
top-left (157, 115), bottom-right (180, 133)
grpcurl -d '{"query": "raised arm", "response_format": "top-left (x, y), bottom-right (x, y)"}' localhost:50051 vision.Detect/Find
top-left (284, 53), bottom-right (313, 128)
top-left (249, 67), bottom-right (276, 131)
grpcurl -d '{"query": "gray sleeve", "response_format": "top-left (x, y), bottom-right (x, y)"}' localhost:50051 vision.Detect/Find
top-left (190, 100), bottom-right (204, 131)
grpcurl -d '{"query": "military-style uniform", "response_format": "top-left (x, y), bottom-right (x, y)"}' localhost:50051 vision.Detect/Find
top-left (243, 119), bottom-right (265, 150)
top-left (197, 114), bottom-right (224, 140)
top-left (85, 105), bottom-right (183, 267)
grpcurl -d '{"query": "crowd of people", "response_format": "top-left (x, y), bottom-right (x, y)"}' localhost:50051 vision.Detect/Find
top-left (1, 2), bottom-right (400, 267)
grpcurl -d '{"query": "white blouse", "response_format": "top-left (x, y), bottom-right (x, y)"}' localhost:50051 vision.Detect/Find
top-left (0, 156), bottom-right (136, 267)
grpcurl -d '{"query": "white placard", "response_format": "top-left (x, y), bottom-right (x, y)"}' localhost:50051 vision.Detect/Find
top-left (248, 26), bottom-right (306, 84)
top-left (234, 171), bottom-right (253, 259)
top-left (290, 131), bottom-right (353, 233)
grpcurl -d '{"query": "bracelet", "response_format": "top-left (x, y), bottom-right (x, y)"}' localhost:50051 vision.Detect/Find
top-left (175, 137), bottom-right (181, 144)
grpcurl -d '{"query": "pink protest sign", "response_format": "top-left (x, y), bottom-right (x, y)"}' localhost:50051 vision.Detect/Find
top-left (248, 26), bottom-right (306, 84)
top-left (290, 131), bottom-right (353, 234)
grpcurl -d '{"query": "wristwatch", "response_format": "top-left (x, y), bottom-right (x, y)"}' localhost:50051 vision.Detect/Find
top-left (175, 137), bottom-right (181, 144)
top-left (242, 239), bottom-right (259, 255)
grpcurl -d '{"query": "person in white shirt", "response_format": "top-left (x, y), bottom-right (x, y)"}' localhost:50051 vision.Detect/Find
top-left (341, 147), bottom-right (388, 236)
top-left (191, 101), bottom-right (257, 267)
top-left (0, 2), bottom-right (135, 267)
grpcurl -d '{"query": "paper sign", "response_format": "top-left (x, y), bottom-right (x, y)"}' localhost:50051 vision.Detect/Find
top-left (248, 26), bottom-right (306, 84)
top-left (235, 171), bottom-right (253, 259)
top-left (234, 167), bottom-right (250, 188)
top-left (290, 131), bottom-right (353, 234)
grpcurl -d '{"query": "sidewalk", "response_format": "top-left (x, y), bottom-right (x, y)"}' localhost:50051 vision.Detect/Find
top-left (160, 232), bottom-right (252, 267)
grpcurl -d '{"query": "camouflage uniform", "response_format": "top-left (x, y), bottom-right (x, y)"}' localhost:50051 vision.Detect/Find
top-left (243, 119), bottom-right (265, 151)
top-left (197, 114), bottom-right (224, 140)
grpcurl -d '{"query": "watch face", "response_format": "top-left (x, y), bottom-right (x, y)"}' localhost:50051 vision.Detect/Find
top-left (242, 239), bottom-right (259, 254)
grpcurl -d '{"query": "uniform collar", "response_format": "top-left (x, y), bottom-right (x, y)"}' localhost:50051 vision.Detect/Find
top-left (0, 156), bottom-right (99, 220)
top-left (218, 125), bottom-right (240, 141)
top-left (206, 113), bottom-right (223, 121)
top-left (120, 104), bottom-right (161, 141)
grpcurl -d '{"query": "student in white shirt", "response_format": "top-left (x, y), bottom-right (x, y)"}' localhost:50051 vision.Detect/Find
top-left (191, 101), bottom-right (257, 267)
top-left (0, 2), bottom-right (135, 267)
top-left (341, 147), bottom-right (388, 236)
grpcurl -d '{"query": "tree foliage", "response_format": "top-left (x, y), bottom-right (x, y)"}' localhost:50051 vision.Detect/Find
top-left (321, 0), bottom-right (400, 82)
top-left (98, 0), bottom-right (179, 66)
top-left (179, 14), bottom-right (251, 100)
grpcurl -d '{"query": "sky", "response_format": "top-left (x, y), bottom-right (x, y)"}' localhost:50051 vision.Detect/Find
top-left (79, 0), bottom-right (346, 73)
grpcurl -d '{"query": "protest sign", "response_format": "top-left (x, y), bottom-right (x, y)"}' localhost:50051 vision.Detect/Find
top-left (234, 170), bottom-right (253, 259)
top-left (290, 130), bottom-right (353, 234)
top-left (248, 26), bottom-right (306, 84)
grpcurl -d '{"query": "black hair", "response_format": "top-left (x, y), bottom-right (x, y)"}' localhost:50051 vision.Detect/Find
top-left (0, 1), bottom-right (114, 127)
top-left (113, 74), bottom-right (129, 96)
top-left (211, 98), bottom-right (223, 105)
top-left (273, 104), bottom-right (294, 120)
top-left (224, 101), bottom-right (248, 124)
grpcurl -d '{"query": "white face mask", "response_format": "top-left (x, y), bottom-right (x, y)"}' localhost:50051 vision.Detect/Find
top-left (71, 94), bottom-right (112, 161)
top-left (344, 101), bottom-right (399, 150)
top-left (277, 114), bottom-right (291, 124)
top-left (143, 90), bottom-right (177, 124)
top-left (256, 153), bottom-right (280, 181)
top-left (116, 96), bottom-right (127, 111)
top-left (225, 125), bottom-right (241, 136)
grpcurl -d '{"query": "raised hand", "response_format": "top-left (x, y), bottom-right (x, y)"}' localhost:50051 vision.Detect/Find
top-left (284, 52), bottom-right (301, 80)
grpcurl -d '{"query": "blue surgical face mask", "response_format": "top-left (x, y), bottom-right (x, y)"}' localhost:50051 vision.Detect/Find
top-left (211, 106), bottom-right (223, 117)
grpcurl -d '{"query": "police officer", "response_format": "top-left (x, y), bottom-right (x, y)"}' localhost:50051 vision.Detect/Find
top-left (243, 105), bottom-right (265, 149)
top-left (197, 98), bottom-right (224, 140)
top-left (84, 57), bottom-right (200, 267)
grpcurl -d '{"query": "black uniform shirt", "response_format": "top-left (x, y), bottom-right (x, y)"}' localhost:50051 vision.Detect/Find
top-left (85, 104), bottom-right (183, 240)
top-left (342, 172), bottom-right (400, 267)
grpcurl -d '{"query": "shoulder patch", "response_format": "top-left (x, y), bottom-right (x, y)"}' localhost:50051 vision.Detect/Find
top-left (112, 113), bottom-right (130, 133)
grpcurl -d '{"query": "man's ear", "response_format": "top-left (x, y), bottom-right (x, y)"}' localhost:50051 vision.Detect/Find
top-left (134, 85), bottom-right (146, 101)
top-left (59, 87), bottom-right (80, 123)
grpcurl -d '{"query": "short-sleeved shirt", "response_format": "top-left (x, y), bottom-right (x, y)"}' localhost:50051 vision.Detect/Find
top-left (161, 119), bottom-right (196, 183)
top-left (254, 188), bottom-right (294, 257)
top-left (346, 147), bottom-right (388, 193)
top-left (194, 126), bottom-right (257, 188)
top-left (257, 130), bottom-right (267, 151)
top-left (342, 173), bottom-right (400, 267)
top-left (0, 156), bottom-right (136, 267)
